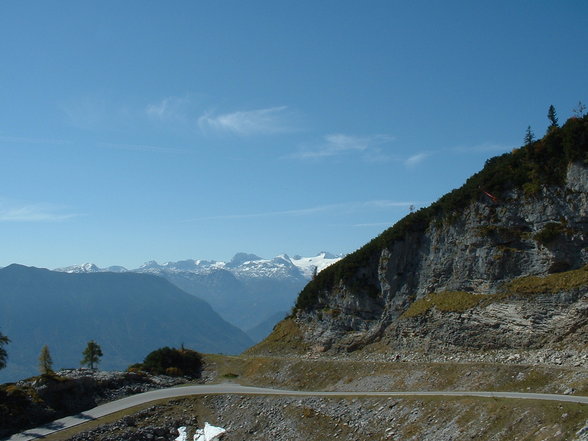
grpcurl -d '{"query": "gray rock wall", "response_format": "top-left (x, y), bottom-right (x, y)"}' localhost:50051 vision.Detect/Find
top-left (295, 162), bottom-right (588, 352)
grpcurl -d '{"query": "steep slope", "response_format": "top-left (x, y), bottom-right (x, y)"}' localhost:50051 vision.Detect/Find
top-left (0, 265), bottom-right (253, 383)
top-left (254, 115), bottom-right (588, 356)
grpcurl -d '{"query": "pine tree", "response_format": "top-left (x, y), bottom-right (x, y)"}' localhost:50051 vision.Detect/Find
top-left (547, 105), bottom-right (559, 130)
top-left (81, 340), bottom-right (103, 370)
top-left (524, 125), bottom-right (535, 145)
top-left (39, 345), bottom-right (53, 375)
top-left (0, 332), bottom-right (9, 371)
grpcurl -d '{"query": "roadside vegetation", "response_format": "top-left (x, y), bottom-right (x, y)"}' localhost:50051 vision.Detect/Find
top-left (129, 346), bottom-right (203, 378)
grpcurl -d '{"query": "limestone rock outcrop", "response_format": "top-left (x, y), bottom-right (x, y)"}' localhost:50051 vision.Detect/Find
top-left (257, 116), bottom-right (588, 356)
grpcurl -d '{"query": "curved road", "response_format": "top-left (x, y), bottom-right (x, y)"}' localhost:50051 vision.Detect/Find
top-left (5, 383), bottom-right (588, 441)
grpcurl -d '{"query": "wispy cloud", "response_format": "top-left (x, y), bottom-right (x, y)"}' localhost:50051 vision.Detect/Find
top-left (145, 96), bottom-right (189, 121)
top-left (0, 202), bottom-right (80, 222)
top-left (198, 106), bottom-right (292, 135)
top-left (404, 152), bottom-right (430, 167)
top-left (0, 135), bottom-right (69, 146)
top-left (184, 200), bottom-right (422, 222)
top-left (61, 95), bottom-right (114, 130)
top-left (96, 141), bottom-right (186, 154)
top-left (292, 133), bottom-right (395, 160)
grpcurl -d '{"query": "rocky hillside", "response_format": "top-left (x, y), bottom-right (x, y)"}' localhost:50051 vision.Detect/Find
top-left (253, 115), bottom-right (588, 356)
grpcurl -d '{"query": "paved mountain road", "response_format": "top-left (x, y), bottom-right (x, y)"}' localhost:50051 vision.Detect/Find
top-left (5, 383), bottom-right (588, 441)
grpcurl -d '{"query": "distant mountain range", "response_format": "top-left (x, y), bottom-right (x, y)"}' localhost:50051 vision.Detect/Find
top-left (0, 264), bottom-right (253, 383)
top-left (57, 251), bottom-right (341, 279)
top-left (56, 252), bottom-right (342, 334)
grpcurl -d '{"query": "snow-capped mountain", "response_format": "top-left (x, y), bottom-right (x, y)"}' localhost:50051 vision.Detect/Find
top-left (137, 259), bottom-right (224, 275)
top-left (126, 251), bottom-right (342, 280)
top-left (56, 263), bottom-right (128, 273)
top-left (291, 252), bottom-right (341, 278)
top-left (55, 252), bottom-right (342, 338)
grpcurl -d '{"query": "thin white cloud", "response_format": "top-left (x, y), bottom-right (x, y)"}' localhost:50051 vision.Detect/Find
top-left (404, 152), bottom-right (430, 167)
top-left (145, 96), bottom-right (189, 121)
top-left (292, 133), bottom-right (395, 160)
top-left (96, 141), bottom-right (186, 154)
top-left (0, 135), bottom-right (69, 145)
top-left (198, 106), bottom-right (292, 135)
top-left (0, 202), bottom-right (79, 222)
top-left (184, 200), bottom-right (422, 222)
top-left (60, 95), bottom-right (113, 130)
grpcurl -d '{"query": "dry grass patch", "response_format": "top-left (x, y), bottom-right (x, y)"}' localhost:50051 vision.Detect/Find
top-left (245, 318), bottom-right (309, 356)
top-left (506, 265), bottom-right (588, 294)
top-left (402, 291), bottom-right (488, 318)
top-left (401, 266), bottom-right (588, 319)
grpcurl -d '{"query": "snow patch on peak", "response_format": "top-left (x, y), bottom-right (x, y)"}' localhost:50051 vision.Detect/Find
top-left (54, 263), bottom-right (129, 274)
top-left (291, 252), bottom-right (342, 278)
top-left (140, 260), bottom-right (161, 269)
top-left (55, 263), bottom-right (100, 273)
top-left (317, 251), bottom-right (337, 259)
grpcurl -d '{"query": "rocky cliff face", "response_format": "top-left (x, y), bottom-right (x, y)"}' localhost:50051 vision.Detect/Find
top-left (257, 118), bottom-right (588, 356)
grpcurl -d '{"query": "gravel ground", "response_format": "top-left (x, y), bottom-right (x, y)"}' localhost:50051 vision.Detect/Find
top-left (62, 394), bottom-right (588, 441)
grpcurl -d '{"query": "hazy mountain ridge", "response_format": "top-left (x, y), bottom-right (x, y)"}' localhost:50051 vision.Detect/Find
top-left (253, 116), bottom-right (588, 357)
top-left (56, 252), bottom-right (342, 333)
top-left (56, 251), bottom-right (341, 280)
top-left (0, 265), bottom-right (253, 383)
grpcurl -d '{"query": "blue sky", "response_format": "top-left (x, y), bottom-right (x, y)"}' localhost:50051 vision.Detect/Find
top-left (1, 1), bottom-right (586, 269)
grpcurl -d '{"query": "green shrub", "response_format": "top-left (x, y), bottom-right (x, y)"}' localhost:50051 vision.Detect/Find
top-left (127, 363), bottom-right (144, 373)
top-left (140, 347), bottom-right (202, 377)
top-left (534, 222), bottom-right (565, 246)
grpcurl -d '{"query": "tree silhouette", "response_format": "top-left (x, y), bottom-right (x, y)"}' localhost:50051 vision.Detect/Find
top-left (0, 332), bottom-right (9, 371)
top-left (547, 105), bottom-right (559, 131)
top-left (81, 340), bottom-right (103, 370)
top-left (39, 345), bottom-right (53, 375)
top-left (524, 125), bottom-right (535, 145)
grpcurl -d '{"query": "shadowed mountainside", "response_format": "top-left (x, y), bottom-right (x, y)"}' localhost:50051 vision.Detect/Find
top-left (0, 265), bottom-right (253, 382)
